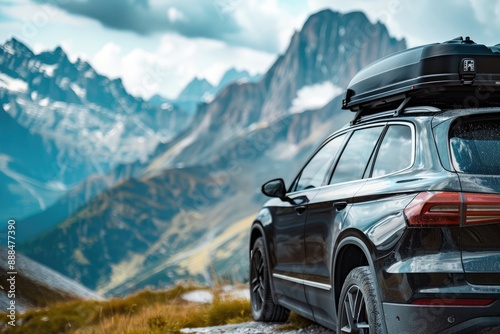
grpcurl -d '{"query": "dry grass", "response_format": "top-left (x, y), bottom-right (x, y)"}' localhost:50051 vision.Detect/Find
top-left (0, 284), bottom-right (252, 334)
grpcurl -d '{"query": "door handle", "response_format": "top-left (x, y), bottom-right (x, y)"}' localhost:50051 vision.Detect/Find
top-left (295, 206), bottom-right (306, 215)
top-left (333, 201), bottom-right (347, 211)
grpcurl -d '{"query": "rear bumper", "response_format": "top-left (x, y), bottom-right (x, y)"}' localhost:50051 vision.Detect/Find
top-left (383, 300), bottom-right (500, 334)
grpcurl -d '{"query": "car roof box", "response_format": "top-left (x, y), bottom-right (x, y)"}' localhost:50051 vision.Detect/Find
top-left (342, 37), bottom-right (500, 111)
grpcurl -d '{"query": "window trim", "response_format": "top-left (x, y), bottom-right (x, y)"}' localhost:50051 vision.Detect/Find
top-left (362, 125), bottom-right (389, 179)
top-left (289, 132), bottom-right (350, 193)
top-left (367, 121), bottom-right (416, 180)
top-left (321, 132), bottom-right (351, 187)
top-left (288, 121), bottom-right (416, 194)
top-left (326, 123), bottom-right (387, 185)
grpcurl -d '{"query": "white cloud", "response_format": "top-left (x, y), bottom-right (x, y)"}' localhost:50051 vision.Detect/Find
top-left (32, 42), bottom-right (45, 54)
top-left (469, 0), bottom-right (500, 32)
top-left (92, 42), bottom-right (122, 78)
top-left (469, 0), bottom-right (500, 22)
top-left (289, 81), bottom-right (343, 114)
top-left (229, 0), bottom-right (308, 53)
top-left (90, 34), bottom-right (276, 99)
top-left (60, 40), bottom-right (89, 62)
top-left (167, 7), bottom-right (186, 22)
top-left (0, 0), bottom-right (98, 42)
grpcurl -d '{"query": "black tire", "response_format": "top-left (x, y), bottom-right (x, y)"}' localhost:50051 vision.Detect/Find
top-left (250, 237), bottom-right (289, 322)
top-left (337, 266), bottom-right (384, 334)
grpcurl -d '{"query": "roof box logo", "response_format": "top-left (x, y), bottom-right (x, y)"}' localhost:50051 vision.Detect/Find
top-left (462, 58), bottom-right (475, 72)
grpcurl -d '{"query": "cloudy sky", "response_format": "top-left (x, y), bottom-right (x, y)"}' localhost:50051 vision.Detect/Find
top-left (1, 0), bottom-right (499, 99)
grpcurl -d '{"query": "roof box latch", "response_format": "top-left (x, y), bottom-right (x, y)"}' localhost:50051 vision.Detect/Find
top-left (342, 89), bottom-right (354, 109)
top-left (460, 58), bottom-right (476, 85)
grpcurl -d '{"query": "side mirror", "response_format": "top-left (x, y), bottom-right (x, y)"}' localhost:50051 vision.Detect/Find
top-left (262, 178), bottom-right (289, 201)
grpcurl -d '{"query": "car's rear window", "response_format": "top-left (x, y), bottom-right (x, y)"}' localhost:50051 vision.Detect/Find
top-left (450, 119), bottom-right (500, 174)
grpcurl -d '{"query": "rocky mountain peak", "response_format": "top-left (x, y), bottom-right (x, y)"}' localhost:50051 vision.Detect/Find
top-left (258, 9), bottom-right (405, 120)
top-left (217, 68), bottom-right (259, 90)
top-left (2, 37), bottom-right (33, 57)
top-left (146, 9), bottom-right (406, 172)
top-left (177, 77), bottom-right (215, 101)
top-left (35, 45), bottom-right (69, 65)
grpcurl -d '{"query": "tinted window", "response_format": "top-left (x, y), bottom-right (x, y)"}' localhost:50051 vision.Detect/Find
top-left (330, 126), bottom-right (384, 184)
top-left (295, 134), bottom-right (346, 191)
top-left (450, 119), bottom-right (500, 175)
top-left (372, 125), bottom-right (413, 177)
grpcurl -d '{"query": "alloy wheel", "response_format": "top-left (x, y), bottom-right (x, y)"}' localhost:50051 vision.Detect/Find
top-left (339, 284), bottom-right (370, 334)
top-left (250, 249), bottom-right (265, 312)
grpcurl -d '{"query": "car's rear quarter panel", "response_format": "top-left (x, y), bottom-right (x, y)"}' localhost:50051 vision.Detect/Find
top-left (339, 117), bottom-right (462, 301)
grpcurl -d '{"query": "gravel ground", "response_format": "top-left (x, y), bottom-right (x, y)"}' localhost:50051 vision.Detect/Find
top-left (181, 321), bottom-right (335, 334)
top-left (181, 320), bottom-right (500, 333)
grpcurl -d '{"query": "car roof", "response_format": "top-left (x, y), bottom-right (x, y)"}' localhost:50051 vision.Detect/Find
top-left (330, 105), bottom-right (500, 143)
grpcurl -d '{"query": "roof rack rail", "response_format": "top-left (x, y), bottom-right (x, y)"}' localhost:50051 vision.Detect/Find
top-left (351, 102), bottom-right (443, 125)
top-left (403, 106), bottom-right (442, 113)
top-left (351, 96), bottom-right (411, 125)
top-left (394, 96), bottom-right (412, 117)
top-left (351, 110), bottom-right (393, 125)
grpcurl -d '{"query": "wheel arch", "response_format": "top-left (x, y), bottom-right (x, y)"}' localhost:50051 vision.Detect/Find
top-left (333, 231), bottom-right (388, 333)
top-left (249, 222), bottom-right (279, 304)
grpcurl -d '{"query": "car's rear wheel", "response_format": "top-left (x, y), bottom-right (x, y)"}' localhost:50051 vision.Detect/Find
top-left (250, 237), bottom-right (289, 322)
top-left (337, 266), bottom-right (383, 334)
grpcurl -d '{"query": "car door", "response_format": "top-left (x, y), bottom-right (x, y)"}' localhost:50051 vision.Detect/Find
top-left (271, 133), bottom-right (347, 312)
top-left (302, 125), bottom-right (386, 326)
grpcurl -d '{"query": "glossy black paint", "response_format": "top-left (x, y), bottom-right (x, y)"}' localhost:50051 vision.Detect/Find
top-left (383, 301), bottom-right (500, 334)
top-left (268, 189), bottom-right (319, 312)
top-left (250, 108), bottom-right (500, 333)
top-left (444, 114), bottom-right (500, 285)
top-left (342, 38), bottom-right (500, 111)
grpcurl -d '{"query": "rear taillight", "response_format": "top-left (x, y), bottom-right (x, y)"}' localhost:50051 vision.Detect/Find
top-left (404, 192), bottom-right (500, 227)
top-left (404, 192), bottom-right (461, 226)
top-left (464, 193), bottom-right (500, 224)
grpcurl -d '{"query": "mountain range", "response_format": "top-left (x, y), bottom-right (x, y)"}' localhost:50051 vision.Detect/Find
top-left (0, 39), bottom-right (192, 221)
top-left (0, 40), bottom-right (258, 225)
top-left (10, 10), bottom-right (406, 296)
top-left (148, 68), bottom-right (261, 114)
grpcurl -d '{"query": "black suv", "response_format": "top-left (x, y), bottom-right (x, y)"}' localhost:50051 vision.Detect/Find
top-left (249, 37), bottom-right (500, 333)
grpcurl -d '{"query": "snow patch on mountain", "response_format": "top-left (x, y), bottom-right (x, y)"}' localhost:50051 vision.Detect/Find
top-left (70, 83), bottom-right (86, 99)
top-left (201, 91), bottom-right (215, 103)
top-left (289, 81), bottom-right (343, 114)
top-left (39, 63), bottom-right (57, 77)
top-left (0, 73), bottom-right (27, 93)
top-left (39, 98), bottom-right (49, 106)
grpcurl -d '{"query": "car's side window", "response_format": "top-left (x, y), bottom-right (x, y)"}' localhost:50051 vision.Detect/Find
top-left (371, 125), bottom-right (413, 177)
top-left (294, 133), bottom-right (347, 192)
top-left (330, 126), bottom-right (384, 185)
